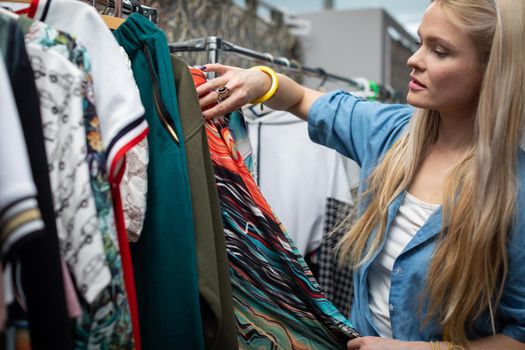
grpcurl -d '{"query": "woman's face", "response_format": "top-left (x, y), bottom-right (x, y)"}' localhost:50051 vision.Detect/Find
top-left (407, 1), bottom-right (485, 115)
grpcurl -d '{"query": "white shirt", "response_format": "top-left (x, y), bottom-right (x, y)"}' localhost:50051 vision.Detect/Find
top-left (368, 192), bottom-right (439, 338)
top-left (244, 108), bottom-right (359, 255)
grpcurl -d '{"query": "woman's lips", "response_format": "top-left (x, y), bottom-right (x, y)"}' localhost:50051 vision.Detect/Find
top-left (409, 77), bottom-right (426, 91)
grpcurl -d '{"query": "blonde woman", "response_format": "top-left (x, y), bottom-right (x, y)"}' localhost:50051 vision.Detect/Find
top-left (196, 0), bottom-right (525, 348)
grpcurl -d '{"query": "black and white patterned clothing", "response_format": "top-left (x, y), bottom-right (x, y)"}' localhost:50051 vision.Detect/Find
top-left (26, 41), bottom-right (111, 303)
top-left (318, 195), bottom-right (357, 317)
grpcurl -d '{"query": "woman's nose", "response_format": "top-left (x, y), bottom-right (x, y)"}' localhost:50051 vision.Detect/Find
top-left (407, 48), bottom-right (423, 70)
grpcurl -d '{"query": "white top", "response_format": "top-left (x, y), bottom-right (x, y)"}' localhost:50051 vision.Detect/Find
top-left (368, 192), bottom-right (439, 338)
top-left (32, 0), bottom-right (147, 177)
top-left (244, 108), bottom-right (359, 255)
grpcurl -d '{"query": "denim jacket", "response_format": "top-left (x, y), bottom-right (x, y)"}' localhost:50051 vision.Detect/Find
top-left (307, 90), bottom-right (525, 343)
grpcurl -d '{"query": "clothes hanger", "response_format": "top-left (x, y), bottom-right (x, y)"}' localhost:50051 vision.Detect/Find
top-left (100, 0), bottom-right (125, 29)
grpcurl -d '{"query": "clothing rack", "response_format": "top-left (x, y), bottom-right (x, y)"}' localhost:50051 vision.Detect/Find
top-left (93, 0), bottom-right (158, 24)
top-left (168, 36), bottom-right (402, 101)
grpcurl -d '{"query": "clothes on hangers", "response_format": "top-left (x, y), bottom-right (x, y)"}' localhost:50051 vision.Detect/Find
top-left (113, 13), bottom-right (205, 350)
top-left (25, 0), bottom-right (148, 178)
top-left (0, 5), bottom-right (246, 349)
top-left (0, 9), bottom-right (418, 349)
top-left (22, 2), bottom-right (151, 346)
top-left (18, 14), bottom-right (135, 347)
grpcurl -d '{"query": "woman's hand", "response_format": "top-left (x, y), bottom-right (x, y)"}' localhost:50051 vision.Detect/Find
top-left (195, 64), bottom-right (271, 119)
top-left (347, 337), bottom-right (430, 350)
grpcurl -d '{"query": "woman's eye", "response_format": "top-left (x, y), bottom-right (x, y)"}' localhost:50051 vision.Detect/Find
top-left (433, 49), bottom-right (448, 57)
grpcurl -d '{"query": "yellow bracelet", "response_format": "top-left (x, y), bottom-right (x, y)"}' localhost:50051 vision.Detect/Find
top-left (430, 340), bottom-right (442, 350)
top-left (249, 65), bottom-right (279, 104)
top-left (445, 341), bottom-right (464, 350)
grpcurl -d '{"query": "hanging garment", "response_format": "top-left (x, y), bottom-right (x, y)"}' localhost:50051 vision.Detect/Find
top-left (191, 68), bottom-right (359, 347)
top-left (0, 45), bottom-right (43, 266)
top-left (16, 15), bottom-right (135, 348)
top-left (244, 108), bottom-right (357, 256)
top-left (25, 3), bottom-right (148, 345)
top-left (0, 49), bottom-right (44, 340)
top-left (170, 55), bottom-right (238, 350)
top-left (24, 25), bottom-right (111, 304)
top-left (113, 13), bottom-right (205, 350)
top-left (318, 196), bottom-right (356, 317)
top-left (0, 14), bottom-right (72, 349)
top-left (26, 0), bottom-right (148, 178)
top-left (202, 112), bottom-right (360, 349)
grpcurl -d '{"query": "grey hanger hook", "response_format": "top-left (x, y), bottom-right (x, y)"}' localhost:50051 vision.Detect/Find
top-left (263, 52), bottom-right (275, 63)
top-left (276, 56), bottom-right (291, 69)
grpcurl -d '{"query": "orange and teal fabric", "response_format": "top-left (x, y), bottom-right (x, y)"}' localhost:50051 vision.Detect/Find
top-left (204, 112), bottom-right (360, 349)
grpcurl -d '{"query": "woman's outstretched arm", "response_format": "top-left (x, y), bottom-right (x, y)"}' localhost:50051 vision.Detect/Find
top-left (195, 63), bottom-right (324, 120)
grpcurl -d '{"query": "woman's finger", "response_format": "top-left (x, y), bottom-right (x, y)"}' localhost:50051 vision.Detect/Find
top-left (198, 87), bottom-right (221, 110)
top-left (202, 89), bottom-right (247, 120)
top-left (199, 63), bottom-right (231, 75)
top-left (196, 76), bottom-right (229, 98)
top-left (195, 64), bottom-right (237, 95)
top-left (346, 337), bottom-right (363, 350)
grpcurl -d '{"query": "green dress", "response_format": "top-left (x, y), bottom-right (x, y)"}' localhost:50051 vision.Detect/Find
top-left (113, 13), bottom-right (204, 350)
top-left (170, 54), bottom-right (238, 350)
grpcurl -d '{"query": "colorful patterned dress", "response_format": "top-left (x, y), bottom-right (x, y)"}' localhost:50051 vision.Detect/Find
top-left (205, 111), bottom-right (360, 349)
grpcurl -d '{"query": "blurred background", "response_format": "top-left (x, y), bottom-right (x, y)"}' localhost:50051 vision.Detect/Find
top-left (145, 0), bottom-right (426, 101)
top-left (236, 0), bottom-right (426, 37)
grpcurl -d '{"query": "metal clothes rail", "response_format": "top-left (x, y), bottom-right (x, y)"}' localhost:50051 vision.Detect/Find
top-left (168, 36), bottom-right (402, 101)
top-left (93, 0), bottom-right (158, 24)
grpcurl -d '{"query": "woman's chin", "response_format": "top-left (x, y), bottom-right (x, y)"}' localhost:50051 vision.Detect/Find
top-left (406, 94), bottom-right (428, 109)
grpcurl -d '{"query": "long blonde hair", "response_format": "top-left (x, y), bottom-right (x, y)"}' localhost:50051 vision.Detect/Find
top-left (337, 0), bottom-right (525, 344)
